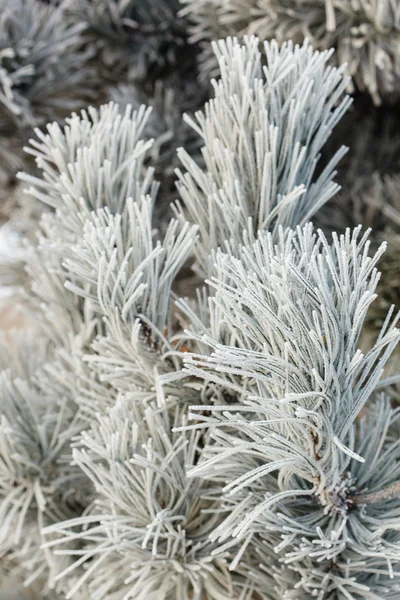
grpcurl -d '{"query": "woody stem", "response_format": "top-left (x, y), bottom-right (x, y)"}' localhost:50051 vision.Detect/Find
top-left (351, 481), bottom-right (400, 506)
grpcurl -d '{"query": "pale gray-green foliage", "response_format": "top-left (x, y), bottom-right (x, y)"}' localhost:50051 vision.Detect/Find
top-left (5, 97), bottom-right (211, 600)
top-left (0, 0), bottom-right (94, 130)
top-left (180, 0), bottom-right (400, 103)
top-left (27, 105), bottom-right (235, 598)
top-left (109, 82), bottom-right (204, 221)
top-left (0, 331), bottom-right (92, 595)
top-left (34, 180), bottom-right (250, 598)
top-left (42, 400), bottom-right (256, 600)
top-left (180, 224), bottom-right (400, 599)
top-left (70, 0), bottom-right (188, 80)
top-left (20, 102), bottom-right (197, 403)
top-left (110, 82), bottom-right (202, 179)
top-left (317, 103), bottom-right (400, 327)
top-left (1, 34), bottom-right (400, 600)
top-left (0, 101), bottom-right (197, 593)
top-left (0, 0), bottom-right (95, 182)
top-left (17, 101), bottom-right (177, 404)
top-left (62, 197), bottom-right (197, 412)
top-left (19, 103), bottom-right (157, 334)
top-left (20, 103), bottom-right (156, 215)
top-left (175, 36), bottom-right (351, 276)
top-left (110, 84), bottom-right (182, 175)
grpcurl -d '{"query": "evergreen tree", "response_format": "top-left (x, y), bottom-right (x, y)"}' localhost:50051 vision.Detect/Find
top-left (0, 28), bottom-right (399, 600)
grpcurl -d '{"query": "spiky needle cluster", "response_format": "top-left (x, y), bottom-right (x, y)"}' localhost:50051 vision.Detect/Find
top-left (181, 0), bottom-right (400, 103)
top-left (70, 0), bottom-right (191, 82)
top-left (0, 0), bottom-right (95, 181)
top-left (0, 35), bottom-right (399, 600)
top-left (0, 0), bottom-right (95, 129)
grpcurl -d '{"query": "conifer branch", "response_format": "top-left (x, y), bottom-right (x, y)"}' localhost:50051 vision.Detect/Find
top-left (351, 481), bottom-right (400, 506)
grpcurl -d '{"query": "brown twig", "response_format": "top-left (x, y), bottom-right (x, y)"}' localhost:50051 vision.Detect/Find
top-left (351, 481), bottom-right (400, 506)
